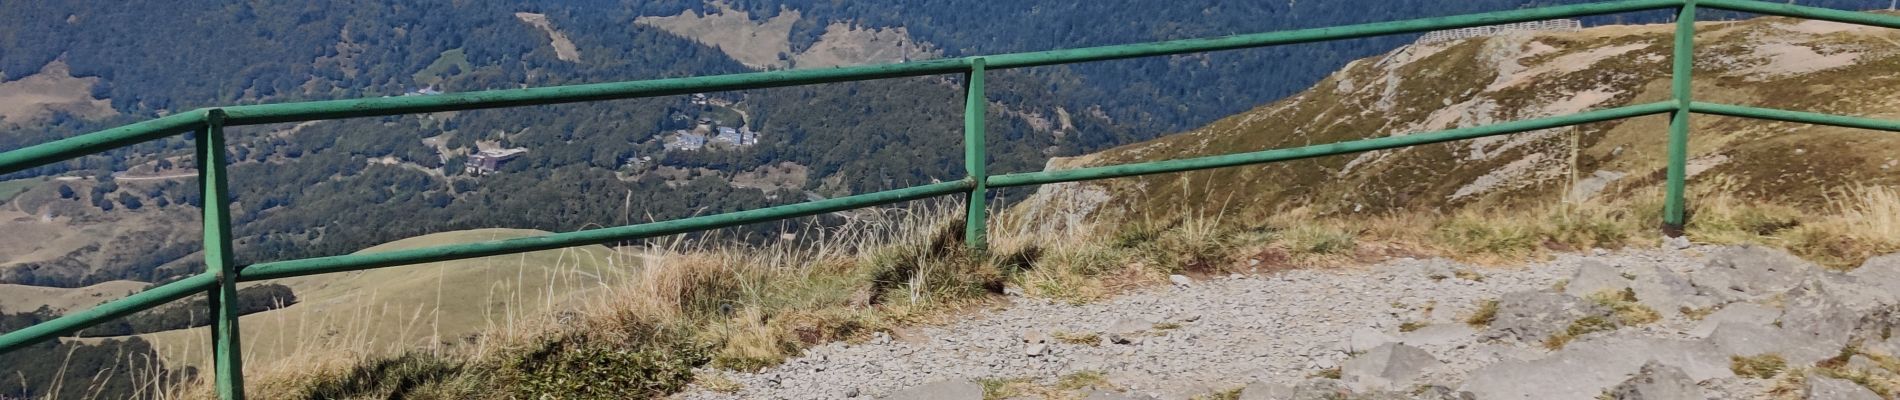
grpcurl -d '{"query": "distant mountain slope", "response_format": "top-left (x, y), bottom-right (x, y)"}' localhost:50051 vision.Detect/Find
top-left (1017, 15), bottom-right (1900, 229)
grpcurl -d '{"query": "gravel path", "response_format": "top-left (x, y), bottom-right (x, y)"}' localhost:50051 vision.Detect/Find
top-left (677, 248), bottom-right (1717, 400)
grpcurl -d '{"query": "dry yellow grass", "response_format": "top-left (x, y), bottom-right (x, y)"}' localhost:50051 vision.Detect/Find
top-left (0, 61), bottom-right (116, 124)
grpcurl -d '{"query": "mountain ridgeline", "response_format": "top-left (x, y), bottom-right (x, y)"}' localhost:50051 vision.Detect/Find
top-left (1018, 13), bottom-right (1900, 231)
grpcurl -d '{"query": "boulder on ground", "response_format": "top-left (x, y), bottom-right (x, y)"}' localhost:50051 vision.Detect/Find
top-left (1606, 361), bottom-right (1706, 400)
top-left (1688, 303), bottom-right (1779, 338)
top-left (1703, 322), bottom-right (1838, 366)
top-left (1689, 245), bottom-right (1816, 303)
top-left (1239, 379), bottom-right (1348, 400)
top-left (878, 379), bottom-right (984, 400)
top-left (1340, 328), bottom-right (1397, 354)
top-left (1483, 291), bottom-right (1608, 344)
top-left (1083, 390), bottom-right (1156, 400)
top-left (1564, 260), bottom-right (1631, 297)
top-left (1804, 372), bottom-right (1881, 400)
top-left (1851, 252), bottom-right (1900, 292)
top-left (1461, 337), bottom-right (1726, 400)
top-left (1340, 343), bottom-right (1440, 392)
top-left (1628, 265), bottom-right (1711, 314)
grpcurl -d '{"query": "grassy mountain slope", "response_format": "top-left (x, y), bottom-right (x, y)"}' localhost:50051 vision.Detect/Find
top-left (92, 228), bottom-right (630, 374)
top-left (1019, 16), bottom-right (1900, 234)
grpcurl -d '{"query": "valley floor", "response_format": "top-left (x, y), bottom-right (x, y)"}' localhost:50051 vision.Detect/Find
top-left (677, 245), bottom-right (1900, 400)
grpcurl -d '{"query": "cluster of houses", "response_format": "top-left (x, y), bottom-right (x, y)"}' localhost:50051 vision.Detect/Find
top-left (465, 148), bottom-right (527, 175)
top-left (663, 120), bottom-right (760, 152)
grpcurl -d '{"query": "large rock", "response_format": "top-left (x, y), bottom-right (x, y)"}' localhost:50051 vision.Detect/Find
top-left (1702, 322), bottom-right (1838, 366)
top-left (1398, 324), bottom-right (1477, 348)
top-left (879, 379), bottom-right (984, 400)
top-left (1606, 361), bottom-right (1706, 400)
top-left (1688, 303), bottom-right (1779, 338)
top-left (1239, 379), bottom-right (1348, 400)
top-left (1340, 328), bottom-right (1398, 354)
top-left (1804, 373), bottom-right (1881, 400)
top-left (1689, 245), bottom-right (1816, 303)
top-left (1628, 265), bottom-right (1713, 314)
top-left (1564, 260), bottom-right (1631, 297)
top-left (1083, 390), bottom-right (1157, 400)
top-left (1340, 343), bottom-right (1441, 392)
top-left (1851, 252), bottom-right (1900, 293)
top-left (1484, 291), bottom-right (1609, 344)
top-left (1777, 280), bottom-right (1860, 358)
top-left (1461, 337), bottom-right (1729, 400)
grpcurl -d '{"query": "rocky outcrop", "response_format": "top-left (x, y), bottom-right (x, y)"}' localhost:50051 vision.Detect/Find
top-left (685, 246), bottom-right (1900, 400)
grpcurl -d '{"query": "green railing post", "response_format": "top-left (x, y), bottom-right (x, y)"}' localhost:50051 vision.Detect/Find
top-left (1664, 0), bottom-right (1696, 235)
top-left (963, 58), bottom-right (989, 252)
top-left (196, 109), bottom-right (245, 400)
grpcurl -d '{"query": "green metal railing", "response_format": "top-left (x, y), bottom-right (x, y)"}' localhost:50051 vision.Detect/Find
top-left (3, 0), bottom-right (1899, 397)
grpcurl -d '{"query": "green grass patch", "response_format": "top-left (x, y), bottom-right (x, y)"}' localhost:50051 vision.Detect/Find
top-left (413, 48), bottom-right (473, 86)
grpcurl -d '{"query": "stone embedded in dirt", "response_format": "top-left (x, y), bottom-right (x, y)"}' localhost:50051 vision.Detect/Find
top-left (1025, 343), bottom-right (1048, 357)
top-left (1104, 318), bottom-right (1150, 345)
top-left (878, 379), bottom-right (984, 400)
top-left (1240, 379), bottom-right (1349, 400)
top-left (1563, 260), bottom-right (1629, 297)
top-left (1703, 321), bottom-right (1839, 366)
top-left (1628, 265), bottom-right (1710, 314)
top-left (1689, 245), bottom-right (1817, 302)
top-left (1606, 361), bottom-right (1706, 400)
top-left (1169, 274), bottom-right (1194, 287)
top-left (1688, 303), bottom-right (1779, 338)
top-left (1022, 330), bottom-right (1049, 344)
top-left (1461, 337), bottom-right (1724, 400)
top-left (1340, 343), bottom-right (1440, 392)
top-left (1238, 381), bottom-right (1294, 400)
top-left (1083, 390), bottom-right (1156, 400)
top-left (1662, 236), bottom-right (1691, 250)
top-left (1851, 252), bottom-right (1900, 292)
top-left (1483, 290), bottom-right (1609, 344)
top-left (1777, 280), bottom-right (1861, 357)
top-left (1398, 324), bottom-right (1476, 348)
top-left (1341, 328), bottom-right (1398, 354)
top-left (1804, 372), bottom-right (1881, 400)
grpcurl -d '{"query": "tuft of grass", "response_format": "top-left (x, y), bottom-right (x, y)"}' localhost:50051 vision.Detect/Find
top-left (1544, 316), bottom-right (1616, 350)
top-left (1054, 370), bottom-right (1112, 391)
top-left (1053, 331), bottom-right (1102, 345)
top-left (1192, 387), bottom-right (1244, 400)
top-left (1732, 354), bottom-right (1788, 379)
top-left (1465, 299), bottom-right (1500, 327)
top-left (1434, 211), bottom-right (1541, 260)
top-left (977, 377), bottom-right (1031, 400)
top-left (1680, 306), bottom-right (1717, 321)
top-left (1311, 367), bottom-right (1342, 380)
top-left (1283, 225), bottom-right (1357, 258)
top-left (1588, 288), bottom-right (1661, 326)
top-left (1400, 321), bottom-right (1428, 333)
top-left (1153, 322), bottom-right (1182, 331)
top-left (697, 373), bottom-right (742, 393)
top-left (1453, 268), bottom-right (1485, 282)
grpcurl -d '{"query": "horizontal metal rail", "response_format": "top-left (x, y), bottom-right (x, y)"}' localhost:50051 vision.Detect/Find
top-left (0, 110), bottom-right (207, 176)
top-left (988, 102), bottom-right (1677, 188)
top-left (1690, 102), bottom-right (1900, 132)
top-left (10, 1), bottom-right (1900, 398)
top-left (0, 0), bottom-right (1690, 176)
top-left (1701, 0), bottom-right (1900, 29)
top-left (0, 273), bottom-right (216, 354)
top-left (237, 180), bottom-right (974, 281)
